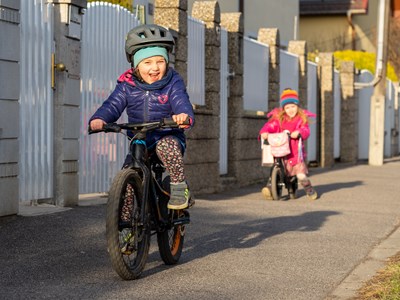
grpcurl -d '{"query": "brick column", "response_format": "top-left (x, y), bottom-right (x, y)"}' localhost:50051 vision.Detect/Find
top-left (258, 28), bottom-right (280, 109)
top-left (318, 53), bottom-right (335, 167)
top-left (288, 40), bottom-right (308, 107)
top-left (154, 0), bottom-right (188, 82)
top-left (340, 61), bottom-right (358, 163)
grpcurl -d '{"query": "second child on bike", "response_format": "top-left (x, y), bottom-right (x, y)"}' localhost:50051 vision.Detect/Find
top-left (89, 24), bottom-right (195, 210)
top-left (259, 88), bottom-right (318, 200)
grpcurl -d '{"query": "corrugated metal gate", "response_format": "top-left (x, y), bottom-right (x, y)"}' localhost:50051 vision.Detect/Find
top-left (19, 0), bottom-right (54, 202)
top-left (307, 61), bottom-right (318, 162)
top-left (280, 50), bottom-right (299, 94)
top-left (79, 2), bottom-right (139, 194)
top-left (187, 16), bottom-right (205, 106)
top-left (243, 37), bottom-right (269, 111)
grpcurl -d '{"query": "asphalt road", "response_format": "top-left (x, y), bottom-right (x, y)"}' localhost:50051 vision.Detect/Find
top-left (1, 158), bottom-right (400, 300)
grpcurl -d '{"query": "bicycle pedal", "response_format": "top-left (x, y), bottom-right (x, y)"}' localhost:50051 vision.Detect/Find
top-left (120, 244), bottom-right (133, 255)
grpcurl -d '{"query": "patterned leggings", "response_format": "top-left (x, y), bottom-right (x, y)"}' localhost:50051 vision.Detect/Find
top-left (155, 136), bottom-right (185, 183)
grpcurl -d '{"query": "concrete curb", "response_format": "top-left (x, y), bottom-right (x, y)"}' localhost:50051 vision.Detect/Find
top-left (328, 223), bottom-right (400, 299)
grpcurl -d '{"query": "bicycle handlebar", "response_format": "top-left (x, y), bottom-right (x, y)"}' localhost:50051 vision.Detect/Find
top-left (88, 118), bottom-right (190, 135)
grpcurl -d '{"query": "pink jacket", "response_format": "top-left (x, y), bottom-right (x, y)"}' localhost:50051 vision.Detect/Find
top-left (259, 108), bottom-right (316, 166)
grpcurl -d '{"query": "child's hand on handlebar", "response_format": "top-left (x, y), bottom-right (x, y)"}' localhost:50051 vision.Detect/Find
top-left (89, 119), bottom-right (106, 131)
top-left (172, 113), bottom-right (190, 128)
top-left (290, 130), bottom-right (300, 139)
top-left (260, 133), bottom-right (269, 140)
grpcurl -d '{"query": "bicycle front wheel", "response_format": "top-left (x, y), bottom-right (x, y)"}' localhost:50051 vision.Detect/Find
top-left (271, 165), bottom-right (284, 200)
top-left (106, 168), bottom-right (150, 280)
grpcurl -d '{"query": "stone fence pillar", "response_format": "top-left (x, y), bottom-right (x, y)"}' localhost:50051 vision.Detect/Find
top-left (154, 0), bottom-right (188, 81)
top-left (318, 52), bottom-right (335, 167)
top-left (339, 61), bottom-right (358, 163)
top-left (288, 40), bottom-right (307, 107)
top-left (258, 28), bottom-right (280, 109)
top-left (51, 0), bottom-right (86, 206)
top-left (192, 1), bottom-right (221, 112)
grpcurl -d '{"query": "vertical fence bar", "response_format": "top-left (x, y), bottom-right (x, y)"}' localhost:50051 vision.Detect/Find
top-left (333, 70), bottom-right (341, 159)
top-left (307, 61), bottom-right (318, 162)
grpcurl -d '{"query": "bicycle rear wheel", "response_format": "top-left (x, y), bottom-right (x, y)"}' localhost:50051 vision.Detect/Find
top-left (157, 176), bottom-right (185, 265)
top-left (271, 165), bottom-right (284, 200)
top-left (106, 168), bottom-right (150, 280)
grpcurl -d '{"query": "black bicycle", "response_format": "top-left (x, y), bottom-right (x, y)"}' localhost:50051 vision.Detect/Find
top-left (89, 118), bottom-right (191, 280)
top-left (262, 135), bottom-right (299, 201)
top-left (268, 155), bottom-right (298, 200)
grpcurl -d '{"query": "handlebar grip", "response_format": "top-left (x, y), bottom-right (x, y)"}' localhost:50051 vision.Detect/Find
top-left (103, 123), bottom-right (122, 133)
top-left (163, 118), bottom-right (190, 127)
top-left (88, 123), bottom-right (121, 134)
top-left (88, 126), bottom-right (103, 135)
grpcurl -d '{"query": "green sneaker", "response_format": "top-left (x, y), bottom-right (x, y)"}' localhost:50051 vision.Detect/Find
top-left (168, 182), bottom-right (190, 210)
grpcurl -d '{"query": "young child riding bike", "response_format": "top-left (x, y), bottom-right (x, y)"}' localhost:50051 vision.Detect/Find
top-left (89, 24), bottom-right (195, 210)
top-left (259, 88), bottom-right (318, 200)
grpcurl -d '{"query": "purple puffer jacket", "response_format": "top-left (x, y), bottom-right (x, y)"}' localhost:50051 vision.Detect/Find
top-left (89, 68), bottom-right (194, 149)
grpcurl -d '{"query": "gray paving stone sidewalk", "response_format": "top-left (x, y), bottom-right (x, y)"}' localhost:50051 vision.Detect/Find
top-left (1, 158), bottom-right (400, 300)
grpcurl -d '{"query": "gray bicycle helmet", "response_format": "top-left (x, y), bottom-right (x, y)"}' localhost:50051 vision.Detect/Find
top-left (125, 24), bottom-right (175, 64)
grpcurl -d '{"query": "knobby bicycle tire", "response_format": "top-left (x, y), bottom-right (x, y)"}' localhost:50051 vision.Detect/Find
top-left (271, 166), bottom-right (284, 200)
top-left (106, 168), bottom-right (150, 280)
top-left (157, 176), bottom-right (185, 264)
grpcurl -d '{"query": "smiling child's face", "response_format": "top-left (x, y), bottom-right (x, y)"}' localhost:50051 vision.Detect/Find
top-left (283, 103), bottom-right (299, 118)
top-left (137, 56), bottom-right (167, 84)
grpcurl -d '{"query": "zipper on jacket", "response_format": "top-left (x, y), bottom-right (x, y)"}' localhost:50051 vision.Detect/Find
top-left (144, 91), bottom-right (149, 122)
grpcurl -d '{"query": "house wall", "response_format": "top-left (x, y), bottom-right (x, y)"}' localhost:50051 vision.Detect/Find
top-left (299, 1), bottom-right (379, 53)
top-left (299, 16), bottom-right (351, 52)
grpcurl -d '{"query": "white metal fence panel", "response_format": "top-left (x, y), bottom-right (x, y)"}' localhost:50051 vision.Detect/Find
top-left (334, 70), bottom-right (341, 159)
top-left (80, 2), bottom-right (139, 194)
top-left (219, 28), bottom-right (229, 175)
top-left (19, 0), bottom-right (54, 202)
top-left (243, 37), bottom-right (269, 111)
top-left (385, 79), bottom-right (396, 157)
top-left (357, 70), bottom-right (374, 160)
top-left (280, 50), bottom-right (299, 94)
top-left (396, 84), bottom-right (400, 154)
top-left (307, 61), bottom-right (318, 162)
top-left (187, 16), bottom-right (205, 105)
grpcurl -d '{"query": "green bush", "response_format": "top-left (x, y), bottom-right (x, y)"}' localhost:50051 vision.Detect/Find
top-left (334, 50), bottom-right (398, 82)
top-left (308, 50), bottom-right (398, 82)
